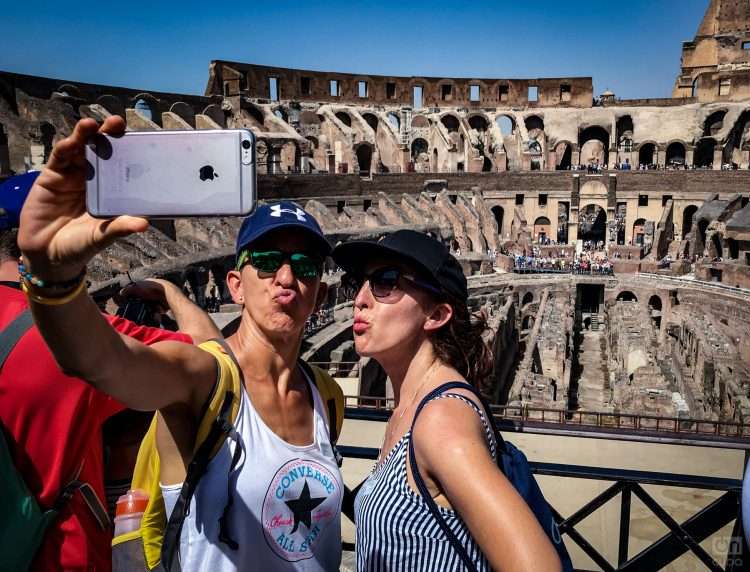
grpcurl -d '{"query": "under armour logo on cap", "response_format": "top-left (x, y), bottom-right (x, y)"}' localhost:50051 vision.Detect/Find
top-left (270, 204), bottom-right (307, 221)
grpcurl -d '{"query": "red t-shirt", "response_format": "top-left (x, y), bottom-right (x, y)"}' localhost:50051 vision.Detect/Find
top-left (0, 284), bottom-right (193, 571)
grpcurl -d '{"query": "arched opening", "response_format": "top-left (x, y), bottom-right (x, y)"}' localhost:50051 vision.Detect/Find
top-left (40, 122), bottom-right (56, 164)
top-left (579, 126), bottom-right (610, 166)
top-left (411, 115), bottom-right (430, 128)
top-left (56, 83), bottom-right (84, 99)
top-left (578, 204), bottom-right (607, 243)
top-left (616, 291), bottom-right (638, 302)
top-left (682, 205), bottom-right (698, 238)
top-left (361, 113), bottom-right (378, 131)
top-left (524, 115), bottom-right (544, 138)
top-left (533, 216), bottom-right (551, 243)
top-left (96, 95), bottom-right (125, 118)
top-left (697, 219), bottom-right (710, 255)
top-left (273, 108), bottom-right (288, 123)
top-left (638, 143), bottom-right (656, 167)
top-left (648, 295), bottom-right (662, 330)
top-left (694, 139), bottom-right (716, 168)
top-left (711, 234), bottom-right (723, 258)
top-left (133, 95), bottom-right (160, 125)
top-left (555, 142), bottom-right (572, 170)
top-left (243, 102), bottom-right (265, 128)
top-left (616, 115), bottom-right (634, 150)
top-left (202, 103), bottom-right (226, 127)
top-left (482, 157), bottom-right (493, 172)
top-left (496, 115), bottom-right (515, 136)
top-left (491, 205), bottom-right (504, 236)
top-left (703, 110), bottom-right (726, 137)
top-left (355, 144), bottom-right (372, 175)
top-left (522, 315), bottom-right (534, 330)
top-left (335, 111), bottom-right (352, 128)
top-left (666, 142), bottom-right (686, 166)
top-left (386, 112), bottom-right (400, 130)
top-left (411, 138), bottom-right (429, 160)
top-left (632, 218), bottom-right (646, 246)
top-left (468, 115), bottom-right (489, 132)
top-left (279, 141), bottom-right (299, 173)
top-left (522, 292), bottom-right (534, 306)
top-left (169, 102), bottom-right (195, 127)
top-left (441, 114), bottom-right (460, 133)
top-left (728, 238), bottom-right (740, 259)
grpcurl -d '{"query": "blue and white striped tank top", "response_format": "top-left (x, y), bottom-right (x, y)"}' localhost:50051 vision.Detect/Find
top-left (354, 394), bottom-right (497, 571)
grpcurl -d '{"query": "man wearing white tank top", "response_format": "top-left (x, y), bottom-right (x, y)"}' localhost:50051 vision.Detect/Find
top-left (18, 117), bottom-right (343, 571)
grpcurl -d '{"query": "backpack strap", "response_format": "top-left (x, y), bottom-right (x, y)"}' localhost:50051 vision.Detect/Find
top-left (0, 310), bottom-right (32, 368)
top-left (407, 381), bottom-right (495, 572)
top-left (298, 360), bottom-right (343, 444)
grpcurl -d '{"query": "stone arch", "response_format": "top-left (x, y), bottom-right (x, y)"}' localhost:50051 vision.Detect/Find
top-left (533, 216), bottom-right (551, 242)
top-left (697, 219), bottom-right (710, 254)
top-left (616, 115), bottom-right (634, 149)
top-left (694, 139), bottom-right (716, 168)
top-left (273, 107), bottom-right (288, 123)
top-left (711, 233), bottom-right (723, 258)
top-left (666, 141), bottom-right (686, 166)
top-left (482, 157), bottom-right (493, 172)
top-left (468, 114), bottom-right (489, 132)
top-left (56, 83), bottom-right (84, 99)
top-left (578, 204), bottom-right (607, 243)
top-left (440, 113), bottom-right (460, 133)
top-left (682, 204), bottom-right (699, 238)
top-left (411, 138), bottom-right (429, 160)
top-left (355, 143), bottom-right (373, 175)
top-left (648, 295), bottom-right (663, 330)
top-left (132, 93), bottom-right (161, 125)
top-left (491, 205), bottom-right (504, 236)
top-left (522, 315), bottom-right (534, 330)
top-left (411, 114), bottom-right (430, 128)
top-left (202, 104), bottom-right (226, 127)
top-left (361, 112), bottom-right (378, 131)
top-left (522, 292), bottom-right (534, 306)
top-left (524, 115), bottom-right (544, 137)
top-left (279, 141), bottom-right (299, 173)
top-left (386, 112), bottom-right (400, 130)
top-left (638, 142), bottom-right (657, 166)
top-left (496, 115), bottom-right (516, 136)
top-left (335, 111), bottom-right (352, 128)
top-left (579, 125), bottom-right (610, 165)
top-left (616, 291), bottom-right (638, 302)
top-left (299, 110), bottom-right (321, 126)
top-left (96, 95), bottom-right (125, 118)
top-left (723, 109), bottom-right (750, 165)
top-left (703, 110), bottom-right (727, 137)
top-left (169, 102), bottom-right (195, 127)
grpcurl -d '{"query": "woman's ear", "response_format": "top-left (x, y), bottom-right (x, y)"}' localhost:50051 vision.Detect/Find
top-left (225, 269), bottom-right (244, 304)
top-left (423, 302), bottom-right (453, 333)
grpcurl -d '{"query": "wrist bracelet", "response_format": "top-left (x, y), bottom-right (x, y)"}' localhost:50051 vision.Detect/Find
top-left (21, 277), bottom-right (87, 306)
top-left (18, 257), bottom-right (86, 290)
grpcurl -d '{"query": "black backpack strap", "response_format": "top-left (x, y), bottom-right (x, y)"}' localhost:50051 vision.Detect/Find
top-left (407, 381), bottom-right (482, 572)
top-left (0, 310), bottom-right (33, 368)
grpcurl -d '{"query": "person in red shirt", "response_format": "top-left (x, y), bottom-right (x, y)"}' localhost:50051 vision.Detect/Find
top-left (0, 223), bottom-right (220, 570)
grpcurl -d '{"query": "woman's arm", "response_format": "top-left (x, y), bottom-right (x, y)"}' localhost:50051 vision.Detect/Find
top-left (18, 117), bottom-right (216, 414)
top-left (412, 397), bottom-right (562, 572)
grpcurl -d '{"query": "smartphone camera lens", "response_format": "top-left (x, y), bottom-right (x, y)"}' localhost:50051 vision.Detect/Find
top-left (242, 140), bottom-right (251, 150)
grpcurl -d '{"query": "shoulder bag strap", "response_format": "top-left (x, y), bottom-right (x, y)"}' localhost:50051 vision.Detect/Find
top-left (408, 381), bottom-right (479, 572)
top-left (0, 310), bottom-right (33, 368)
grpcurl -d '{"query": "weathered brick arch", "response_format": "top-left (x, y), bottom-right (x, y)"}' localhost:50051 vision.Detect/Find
top-left (201, 104), bottom-right (226, 127)
top-left (169, 102), bottom-right (195, 127)
top-left (96, 95), bottom-right (125, 118)
top-left (56, 83), bottom-right (84, 99)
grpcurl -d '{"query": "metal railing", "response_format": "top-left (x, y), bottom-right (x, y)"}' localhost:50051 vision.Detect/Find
top-left (338, 407), bottom-right (747, 571)
top-left (308, 361), bottom-right (361, 378)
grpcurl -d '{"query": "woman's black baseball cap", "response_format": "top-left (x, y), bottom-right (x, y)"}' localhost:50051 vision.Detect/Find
top-left (331, 230), bottom-right (468, 301)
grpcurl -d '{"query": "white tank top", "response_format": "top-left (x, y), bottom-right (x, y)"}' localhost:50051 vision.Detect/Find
top-left (161, 368), bottom-right (343, 571)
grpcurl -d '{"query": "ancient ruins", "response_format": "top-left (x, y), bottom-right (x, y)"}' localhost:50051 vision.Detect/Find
top-left (2, 0), bottom-right (750, 426)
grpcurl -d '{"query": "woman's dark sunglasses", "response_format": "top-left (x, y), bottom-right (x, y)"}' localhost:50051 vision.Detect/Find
top-left (341, 267), bottom-right (442, 302)
top-left (237, 249), bottom-right (323, 279)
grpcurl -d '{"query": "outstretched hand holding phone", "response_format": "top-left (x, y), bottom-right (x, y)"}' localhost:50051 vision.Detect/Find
top-left (18, 117), bottom-right (148, 283)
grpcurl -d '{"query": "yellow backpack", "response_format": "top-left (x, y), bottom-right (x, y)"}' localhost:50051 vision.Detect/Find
top-left (111, 339), bottom-right (344, 572)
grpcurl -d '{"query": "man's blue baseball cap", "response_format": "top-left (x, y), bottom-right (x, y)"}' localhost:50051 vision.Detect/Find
top-left (235, 201), bottom-right (331, 257)
top-left (0, 172), bottom-right (40, 230)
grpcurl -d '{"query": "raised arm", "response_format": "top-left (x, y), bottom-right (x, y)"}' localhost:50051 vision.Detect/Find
top-left (413, 397), bottom-right (562, 572)
top-left (119, 278), bottom-right (221, 344)
top-left (17, 117), bottom-right (215, 413)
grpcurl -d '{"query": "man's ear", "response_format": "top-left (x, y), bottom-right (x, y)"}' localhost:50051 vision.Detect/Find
top-left (423, 302), bottom-right (453, 333)
top-left (314, 281), bottom-right (328, 312)
top-left (225, 269), bottom-right (244, 304)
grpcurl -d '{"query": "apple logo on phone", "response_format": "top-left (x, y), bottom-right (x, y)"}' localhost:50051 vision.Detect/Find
top-left (199, 165), bottom-right (219, 181)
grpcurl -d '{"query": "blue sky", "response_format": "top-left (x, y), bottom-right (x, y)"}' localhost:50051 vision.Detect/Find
top-left (1, 0), bottom-right (709, 100)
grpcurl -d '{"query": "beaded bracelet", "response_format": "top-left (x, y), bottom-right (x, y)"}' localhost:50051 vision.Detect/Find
top-left (21, 277), bottom-right (87, 306)
top-left (18, 257), bottom-right (86, 290)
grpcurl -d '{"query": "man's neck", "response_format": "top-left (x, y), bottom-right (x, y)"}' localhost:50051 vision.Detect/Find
top-left (0, 260), bottom-right (19, 283)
